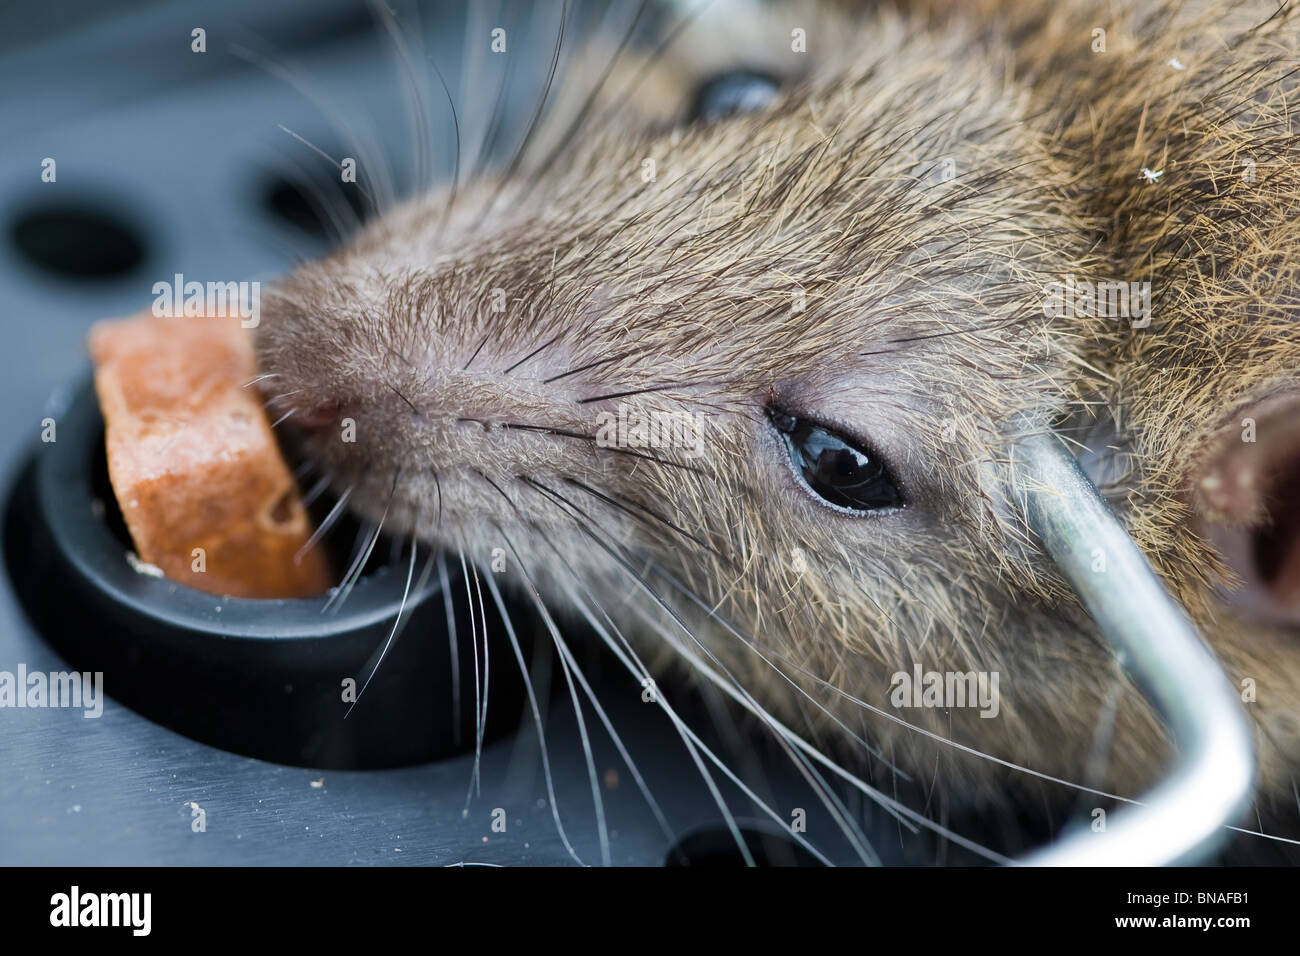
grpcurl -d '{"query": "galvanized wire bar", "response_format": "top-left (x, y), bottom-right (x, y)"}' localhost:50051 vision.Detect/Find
top-left (1013, 429), bottom-right (1255, 865)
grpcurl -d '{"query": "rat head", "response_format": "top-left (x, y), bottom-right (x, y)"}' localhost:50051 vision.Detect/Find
top-left (254, 0), bottom-right (1241, 826)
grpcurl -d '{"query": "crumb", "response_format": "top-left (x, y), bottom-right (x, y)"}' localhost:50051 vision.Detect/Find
top-left (125, 551), bottom-right (165, 578)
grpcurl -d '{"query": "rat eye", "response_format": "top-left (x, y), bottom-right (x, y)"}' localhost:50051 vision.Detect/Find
top-left (691, 68), bottom-right (779, 123)
top-left (768, 407), bottom-right (904, 513)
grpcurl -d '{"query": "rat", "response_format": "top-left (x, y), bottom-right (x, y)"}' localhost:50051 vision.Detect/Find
top-left (251, 0), bottom-right (1300, 862)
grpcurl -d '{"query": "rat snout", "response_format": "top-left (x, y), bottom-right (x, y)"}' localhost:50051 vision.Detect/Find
top-left (1192, 390), bottom-right (1300, 623)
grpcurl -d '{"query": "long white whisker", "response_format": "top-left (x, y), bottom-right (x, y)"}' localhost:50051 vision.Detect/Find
top-left (481, 547), bottom-right (585, 866)
top-left (547, 577), bottom-right (679, 852)
top-left (509, 489), bottom-right (833, 865)
top-left (325, 473), bottom-right (398, 614)
top-left (437, 552), bottom-right (463, 746)
top-left (300, 474), bottom-right (332, 509)
top-left (346, 531), bottom-right (433, 717)
top-left (501, 551), bottom-right (612, 867)
top-left (367, 0), bottom-right (435, 195)
top-left (471, 560), bottom-right (491, 796)
top-left (295, 486), bottom-right (353, 564)
top-left (460, 550), bottom-right (485, 808)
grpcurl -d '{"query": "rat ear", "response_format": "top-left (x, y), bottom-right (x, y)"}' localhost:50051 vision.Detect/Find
top-left (1193, 391), bottom-right (1300, 624)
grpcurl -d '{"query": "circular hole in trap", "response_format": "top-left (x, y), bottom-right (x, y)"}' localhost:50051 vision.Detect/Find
top-left (10, 202), bottom-right (147, 279)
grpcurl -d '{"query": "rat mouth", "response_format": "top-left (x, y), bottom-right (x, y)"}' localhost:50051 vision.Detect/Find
top-left (1194, 391), bottom-right (1300, 623)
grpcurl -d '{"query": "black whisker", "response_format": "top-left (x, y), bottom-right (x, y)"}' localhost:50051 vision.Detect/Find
top-left (491, 0), bottom-right (570, 203)
top-left (542, 351), bottom-right (628, 384)
top-left (525, 0), bottom-right (655, 192)
top-left (492, 420), bottom-right (709, 475)
top-left (577, 383), bottom-right (683, 405)
top-left (432, 468), bottom-right (444, 530)
top-left (463, 331), bottom-right (492, 371)
top-left (384, 381), bottom-right (422, 414)
top-left (501, 333), bottom-right (561, 375)
top-left (564, 477), bottom-right (722, 560)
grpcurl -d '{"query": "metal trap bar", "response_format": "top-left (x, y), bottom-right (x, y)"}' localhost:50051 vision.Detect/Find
top-left (1013, 429), bottom-right (1255, 865)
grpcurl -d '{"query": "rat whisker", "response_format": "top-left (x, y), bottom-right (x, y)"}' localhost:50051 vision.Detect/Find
top-left (576, 383), bottom-right (684, 405)
top-left (641, 560), bottom-right (903, 774)
top-left (542, 577), bottom-right (679, 854)
top-left (631, 583), bottom-right (899, 860)
top-left (626, 590), bottom-right (981, 863)
top-left (490, 0), bottom-right (569, 206)
top-left (524, 0), bottom-right (655, 195)
top-left (481, 532), bottom-right (586, 866)
top-left (264, 144), bottom-right (367, 244)
top-left (263, 389), bottom-right (303, 408)
top-left (366, 0), bottom-right (434, 198)
top-left (459, 549), bottom-right (486, 807)
top-left (229, 37), bottom-right (391, 212)
top-left (500, 334), bottom-right (561, 376)
top-left (295, 485), bottom-right (353, 565)
top-left (347, 528), bottom-right (432, 718)
top-left (301, 475), bottom-right (331, 508)
top-left (431, 469), bottom-right (445, 531)
top-left (519, 479), bottom-right (862, 860)
top-left (471, 0), bottom-right (522, 181)
top-left (541, 483), bottom-right (899, 860)
top-left (504, 539), bottom-right (612, 867)
top-left (523, 479), bottom-right (916, 851)
top-left (384, 381), bottom-right (422, 415)
top-left (509, 508), bottom-right (833, 866)
top-left (427, 52), bottom-right (462, 235)
top-left (470, 558), bottom-right (491, 801)
top-left (542, 351), bottom-right (629, 384)
top-left (497, 520), bottom-right (753, 865)
top-left (325, 472), bottom-right (399, 614)
top-left (652, 558), bottom-right (1143, 811)
top-left (273, 123), bottom-right (382, 216)
top-left (585, 0), bottom-right (719, 143)
top-left (494, 422), bottom-right (709, 476)
top-left (565, 478), bottom-right (723, 560)
top-left (437, 552), bottom-right (463, 747)
top-left (462, 332), bottom-right (492, 371)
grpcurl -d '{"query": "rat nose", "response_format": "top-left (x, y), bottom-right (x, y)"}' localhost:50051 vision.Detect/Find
top-left (293, 401), bottom-right (351, 430)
